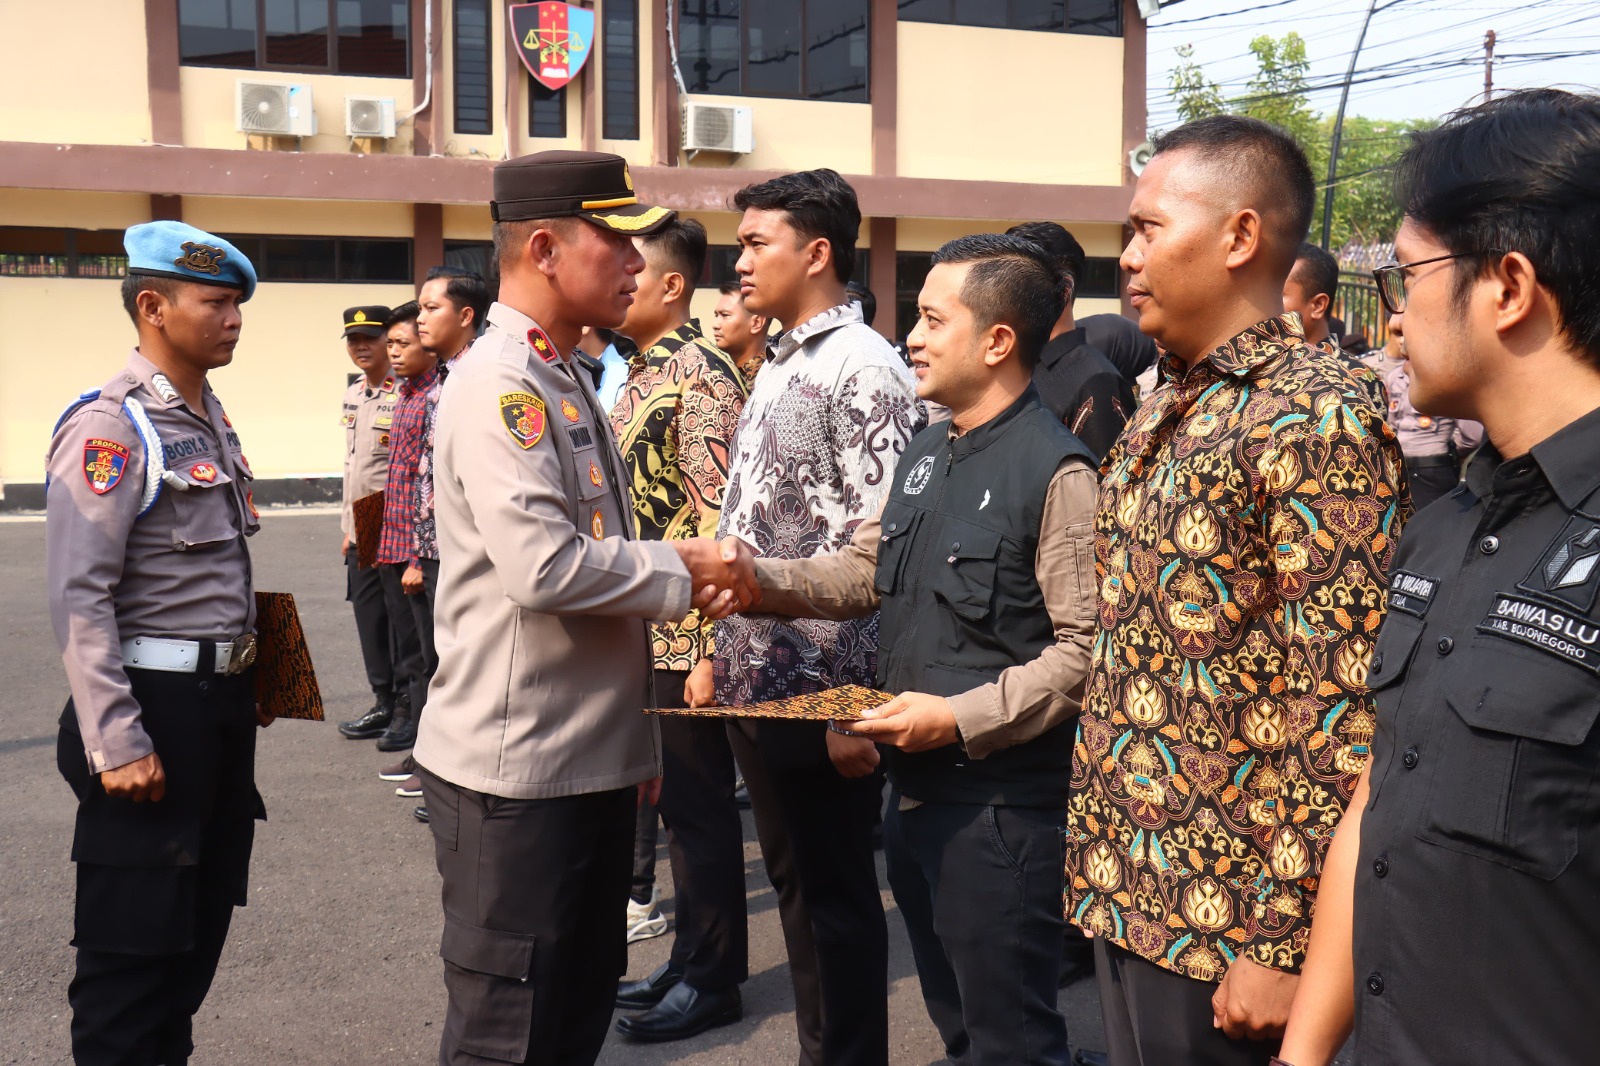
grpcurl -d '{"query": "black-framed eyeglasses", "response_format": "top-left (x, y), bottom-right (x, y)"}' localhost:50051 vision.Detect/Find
top-left (1372, 251), bottom-right (1499, 315)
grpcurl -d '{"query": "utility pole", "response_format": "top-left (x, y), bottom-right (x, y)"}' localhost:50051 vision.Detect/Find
top-left (1321, 0), bottom-right (1381, 250)
top-left (1484, 30), bottom-right (1496, 104)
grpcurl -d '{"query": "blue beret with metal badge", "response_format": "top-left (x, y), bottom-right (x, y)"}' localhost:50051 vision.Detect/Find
top-left (124, 221), bottom-right (257, 302)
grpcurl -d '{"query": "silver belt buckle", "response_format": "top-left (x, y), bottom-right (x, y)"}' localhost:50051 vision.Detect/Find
top-left (224, 633), bottom-right (258, 675)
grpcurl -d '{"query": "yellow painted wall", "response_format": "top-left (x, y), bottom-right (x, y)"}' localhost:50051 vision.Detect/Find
top-left (683, 96), bottom-right (872, 176)
top-left (183, 197), bottom-right (414, 237)
top-left (443, 205), bottom-right (494, 240)
top-left (896, 22), bottom-right (1124, 186)
top-left (0, 191), bottom-right (152, 231)
top-left (0, 279), bottom-right (412, 485)
top-left (0, 2), bottom-right (150, 145)
top-left (179, 66), bottom-right (419, 154)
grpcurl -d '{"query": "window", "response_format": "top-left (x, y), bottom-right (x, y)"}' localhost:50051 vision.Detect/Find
top-left (1076, 257), bottom-right (1122, 299)
top-left (453, 0), bottom-right (493, 135)
top-left (218, 235), bottom-right (412, 282)
top-left (899, 0), bottom-right (1123, 36)
top-left (529, 78), bottom-right (568, 139)
top-left (679, 0), bottom-right (870, 103)
top-left (178, 0), bottom-right (411, 74)
top-left (0, 228), bottom-right (127, 279)
top-left (603, 0), bottom-right (640, 140)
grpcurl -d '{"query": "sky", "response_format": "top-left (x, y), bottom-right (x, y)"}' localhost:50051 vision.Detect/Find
top-left (1144, 0), bottom-right (1600, 131)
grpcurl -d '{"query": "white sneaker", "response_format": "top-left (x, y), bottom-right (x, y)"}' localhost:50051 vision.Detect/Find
top-left (626, 889), bottom-right (668, 944)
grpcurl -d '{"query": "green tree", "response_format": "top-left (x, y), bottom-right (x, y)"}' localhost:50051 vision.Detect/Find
top-left (1162, 36), bottom-right (1434, 249)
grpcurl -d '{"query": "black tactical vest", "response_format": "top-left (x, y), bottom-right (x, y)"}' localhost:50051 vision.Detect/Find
top-left (873, 386), bottom-right (1094, 806)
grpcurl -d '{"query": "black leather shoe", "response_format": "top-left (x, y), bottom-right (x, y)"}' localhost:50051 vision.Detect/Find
top-left (616, 962), bottom-right (683, 1011)
top-left (338, 703), bottom-right (392, 739)
top-left (615, 981), bottom-right (741, 1042)
top-left (412, 805), bottom-right (429, 824)
top-left (376, 716), bottom-right (418, 752)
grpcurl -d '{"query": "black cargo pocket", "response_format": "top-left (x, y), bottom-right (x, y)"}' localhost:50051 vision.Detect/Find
top-left (440, 915), bottom-right (538, 1062)
top-left (1417, 648), bottom-right (1600, 879)
top-left (930, 520), bottom-right (1001, 621)
top-left (1362, 612), bottom-right (1424, 806)
top-left (873, 501), bottom-right (920, 595)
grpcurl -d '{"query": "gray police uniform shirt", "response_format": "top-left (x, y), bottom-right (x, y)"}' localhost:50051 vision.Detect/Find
top-left (1381, 356), bottom-right (1483, 457)
top-left (1354, 406), bottom-right (1600, 1059)
top-left (412, 303), bottom-right (691, 801)
top-left (340, 374), bottom-right (396, 540)
top-left (46, 350), bottom-right (258, 773)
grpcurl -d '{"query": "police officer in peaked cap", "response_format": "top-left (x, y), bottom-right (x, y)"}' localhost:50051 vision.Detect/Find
top-left (47, 221), bottom-right (272, 1066)
top-left (410, 151), bottom-right (759, 1066)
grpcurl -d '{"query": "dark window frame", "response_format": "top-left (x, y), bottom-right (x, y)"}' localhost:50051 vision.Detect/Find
top-left (0, 227), bottom-right (413, 283)
top-left (678, 1), bottom-right (872, 104)
top-left (206, 234), bottom-right (413, 283)
top-left (897, 0), bottom-right (1123, 37)
top-left (894, 250), bottom-right (1123, 338)
top-left (452, 0), bottom-right (494, 135)
top-left (704, 244), bottom-right (867, 289)
top-left (603, 0), bottom-right (641, 140)
top-left (528, 76), bottom-right (569, 139)
top-left (177, 0), bottom-right (413, 77)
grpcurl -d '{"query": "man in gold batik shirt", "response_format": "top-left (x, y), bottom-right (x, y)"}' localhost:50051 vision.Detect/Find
top-left (1063, 116), bottom-right (1408, 1066)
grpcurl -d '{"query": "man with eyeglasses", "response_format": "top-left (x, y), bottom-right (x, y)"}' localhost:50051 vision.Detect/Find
top-left (1368, 254), bottom-right (1483, 509)
top-left (1278, 88), bottom-right (1600, 1066)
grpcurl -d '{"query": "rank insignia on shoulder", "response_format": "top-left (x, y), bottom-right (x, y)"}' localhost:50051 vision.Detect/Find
top-left (528, 328), bottom-right (559, 363)
top-left (561, 398), bottom-right (581, 423)
top-left (500, 391), bottom-right (547, 448)
top-left (190, 463), bottom-right (217, 483)
top-left (591, 510), bottom-right (605, 538)
top-left (83, 439), bottom-right (130, 495)
top-left (588, 461), bottom-right (603, 487)
top-left (151, 373), bottom-right (179, 403)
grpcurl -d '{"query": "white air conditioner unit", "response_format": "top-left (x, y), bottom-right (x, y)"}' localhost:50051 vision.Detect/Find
top-left (682, 103), bottom-right (753, 154)
top-left (236, 80), bottom-right (316, 137)
top-left (346, 96), bottom-right (397, 138)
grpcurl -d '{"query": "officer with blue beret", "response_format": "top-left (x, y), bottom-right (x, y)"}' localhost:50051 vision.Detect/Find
top-left (47, 220), bottom-right (271, 1065)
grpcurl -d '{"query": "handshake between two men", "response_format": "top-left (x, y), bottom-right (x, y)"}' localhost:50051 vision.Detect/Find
top-left (667, 536), bottom-right (963, 764)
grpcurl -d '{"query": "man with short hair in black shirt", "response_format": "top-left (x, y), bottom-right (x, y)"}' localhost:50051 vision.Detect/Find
top-left (1279, 88), bottom-right (1600, 1066)
top-left (1080, 310), bottom-right (1160, 381)
top-left (1008, 221), bottom-right (1136, 460)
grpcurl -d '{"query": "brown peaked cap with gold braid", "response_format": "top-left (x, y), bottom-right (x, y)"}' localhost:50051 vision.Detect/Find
top-left (490, 150), bottom-right (675, 235)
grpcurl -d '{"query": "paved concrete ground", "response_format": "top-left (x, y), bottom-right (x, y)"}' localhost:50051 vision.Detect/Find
top-left (0, 509), bottom-right (1105, 1065)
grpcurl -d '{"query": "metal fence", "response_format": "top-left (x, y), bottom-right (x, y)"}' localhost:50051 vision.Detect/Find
top-left (1333, 270), bottom-right (1388, 351)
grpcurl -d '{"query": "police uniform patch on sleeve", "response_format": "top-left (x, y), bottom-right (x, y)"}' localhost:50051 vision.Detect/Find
top-left (83, 439), bottom-right (130, 495)
top-left (500, 392), bottom-right (547, 448)
top-left (561, 398), bottom-right (582, 423)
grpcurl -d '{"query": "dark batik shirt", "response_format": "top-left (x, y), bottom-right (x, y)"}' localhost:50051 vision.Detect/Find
top-left (1066, 314), bottom-right (1408, 979)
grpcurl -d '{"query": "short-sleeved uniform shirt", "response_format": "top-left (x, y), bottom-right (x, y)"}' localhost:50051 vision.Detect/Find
top-left (1353, 405), bottom-right (1600, 1061)
top-left (341, 374), bottom-right (397, 540)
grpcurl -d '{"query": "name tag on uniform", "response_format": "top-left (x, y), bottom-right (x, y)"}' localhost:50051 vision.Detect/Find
top-left (1388, 570), bottom-right (1437, 618)
top-left (1477, 592), bottom-right (1600, 673)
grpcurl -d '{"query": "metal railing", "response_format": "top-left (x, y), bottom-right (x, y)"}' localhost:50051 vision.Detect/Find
top-left (1333, 271), bottom-right (1388, 351)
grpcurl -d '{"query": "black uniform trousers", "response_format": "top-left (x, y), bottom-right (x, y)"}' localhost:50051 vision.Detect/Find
top-left (653, 670), bottom-right (748, 991)
top-left (726, 718), bottom-right (887, 1066)
top-left (420, 769), bottom-right (635, 1066)
top-left (883, 796), bottom-right (1070, 1066)
top-left (377, 561), bottom-right (434, 721)
top-left (344, 547), bottom-right (395, 700)
top-left (1093, 939), bottom-right (1278, 1066)
top-left (55, 667), bottom-right (262, 1066)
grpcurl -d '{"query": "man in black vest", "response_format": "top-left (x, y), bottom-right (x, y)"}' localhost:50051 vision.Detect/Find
top-left (712, 233), bottom-right (1099, 1065)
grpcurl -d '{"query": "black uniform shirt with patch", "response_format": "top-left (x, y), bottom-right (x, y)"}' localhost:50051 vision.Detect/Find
top-left (1353, 404), bottom-right (1600, 1062)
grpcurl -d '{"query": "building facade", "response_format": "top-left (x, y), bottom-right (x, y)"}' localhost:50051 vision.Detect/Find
top-left (1, 0), bottom-right (1150, 504)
